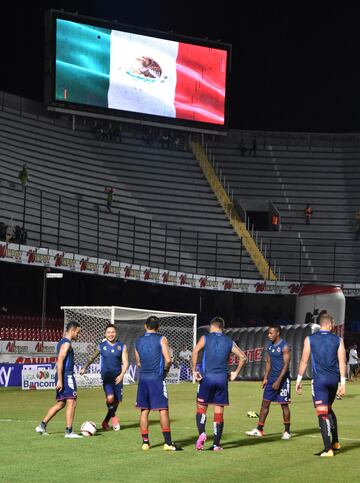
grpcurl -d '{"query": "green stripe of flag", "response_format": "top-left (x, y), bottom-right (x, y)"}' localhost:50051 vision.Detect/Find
top-left (55, 19), bottom-right (111, 107)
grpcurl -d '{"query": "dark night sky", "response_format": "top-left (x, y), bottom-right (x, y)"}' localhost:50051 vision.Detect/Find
top-left (1, 2), bottom-right (360, 132)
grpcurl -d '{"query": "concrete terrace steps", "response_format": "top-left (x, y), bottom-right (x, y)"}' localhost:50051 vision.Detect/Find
top-left (0, 109), bottom-right (259, 279)
top-left (208, 137), bottom-right (360, 282)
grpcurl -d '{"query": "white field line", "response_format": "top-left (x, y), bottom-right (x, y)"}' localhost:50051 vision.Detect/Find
top-left (305, 434), bottom-right (360, 442)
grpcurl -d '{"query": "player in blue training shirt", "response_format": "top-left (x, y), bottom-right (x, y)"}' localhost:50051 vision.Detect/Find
top-left (135, 315), bottom-right (182, 451)
top-left (192, 317), bottom-right (247, 451)
top-left (35, 321), bottom-right (82, 438)
top-left (246, 325), bottom-right (292, 440)
top-left (296, 313), bottom-right (346, 457)
top-left (81, 323), bottom-right (129, 431)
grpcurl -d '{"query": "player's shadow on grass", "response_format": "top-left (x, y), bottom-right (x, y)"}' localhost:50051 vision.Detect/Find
top-left (222, 427), bottom-right (319, 449)
top-left (150, 440), bottom-right (190, 449)
top-left (150, 433), bottom-right (197, 449)
top-left (119, 419), bottom-right (178, 432)
top-left (148, 427), bottom-right (321, 450)
top-left (335, 441), bottom-right (360, 454)
top-left (286, 427), bottom-right (320, 439)
top-left (51, 432), bottom-right (104, 437)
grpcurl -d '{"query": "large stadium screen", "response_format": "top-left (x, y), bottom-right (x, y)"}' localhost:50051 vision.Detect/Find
top-left (47, 13), bottom-right (231, 128)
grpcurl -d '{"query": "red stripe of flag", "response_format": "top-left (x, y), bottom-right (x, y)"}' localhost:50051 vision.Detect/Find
top-left (174, 43), bottom-right (227, 125)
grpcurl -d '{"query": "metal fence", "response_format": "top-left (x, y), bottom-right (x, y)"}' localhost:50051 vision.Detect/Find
top-left (1, 185), bottom-right (358, 283)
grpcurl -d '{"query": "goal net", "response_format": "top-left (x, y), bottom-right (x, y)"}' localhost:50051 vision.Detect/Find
top-left (61, 306), bottom-right (197, 388)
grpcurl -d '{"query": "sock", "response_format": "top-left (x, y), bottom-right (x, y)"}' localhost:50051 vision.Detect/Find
top-left (318, 415), bottom-right (331, 452)
top-left (106, 402), bottom-right (116, 420)
top-left (162, 428), bottom-right (172, 446)
top-left (141, 428), bottom-right (149, 444)
top-left (257, 422), bottom-right (264, 432)
top-left (328, 408), bottom-right (338, 443)
top-left (196, 408), bottom-right (207, 434)
top-left (40, 421), bottom-right (47, 429)
top-left (283, 421), bottom-right (290, 433)
top-left (213, 413), bottom-right (224, 447)
top-left (65, 426), bottom-right (72, 434)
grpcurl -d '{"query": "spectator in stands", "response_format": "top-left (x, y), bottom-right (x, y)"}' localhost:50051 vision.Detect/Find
top-left (355, 211), bottom-right (360, 240)
top-left (143, 127), bottom-right (155, 146)
top-left (105, 187), bottom-right (115, 212)
top-left (13, 225), bottom-right (27, 244)
top-left (239, 140), bottom-right (248, 156)
top-left (181, 132), bottom-right (189, 151)
top-left (95, 124), bottom-right (102, 140)
top-left (113, 124), bottom-right (122, 143)
top-left (160, 130), bottom-right (169, 149)
top-left (250, 138), bottom-right (257, 156)
top-left (179, 347), bottom-right (192, 362)
top-left (271, 214), bottom-right (280, 231)
top-left (0, 222), bottom-right (7, 241)
top-left (18, 164), bottom-right (28, 192)
top-left (304, 204), bottom-right (313, 224)
top-left (102, 125), bottom-right (111, 141)
top-left (5, 218), bottom-right (14, 242)
top-left (174, 136), bottom-right (181, 151)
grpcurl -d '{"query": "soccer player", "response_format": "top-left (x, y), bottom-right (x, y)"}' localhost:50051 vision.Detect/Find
top-left (135, 315), bottom-right (182, 451)
top-left (80, 323), bottom-right (129, 431)
top-left (295, 313), bottom-right (346, 457)
top-left (35, 321), bottom-right (82, 438)
top-left (246, 325), bottom-right (291, 439)
top-left (192, 317), bottom-right (247, 451)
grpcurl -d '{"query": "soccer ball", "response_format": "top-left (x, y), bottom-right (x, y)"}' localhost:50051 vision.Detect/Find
top-left (80, 421), bottom-right (97, 436)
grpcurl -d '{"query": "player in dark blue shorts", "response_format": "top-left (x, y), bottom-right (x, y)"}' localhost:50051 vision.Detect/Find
top-left (81, 323), bottom-right (129, 431)
top-left (296, 313), bottom-right (346, 457)
top-left (35, 321), bottom-right (82, 438)
top-left (135, 316), bottom-right (182, 451)
top-left (246, 325), bottom-right (292, 440)
top-left (192, 317), bottom-right (247, 451)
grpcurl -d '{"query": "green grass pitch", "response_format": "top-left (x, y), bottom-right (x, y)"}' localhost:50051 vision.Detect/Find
top-left (1, 381), bottom-right (359, 482)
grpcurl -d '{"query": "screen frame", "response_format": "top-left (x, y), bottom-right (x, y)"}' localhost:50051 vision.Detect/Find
top-left (44, 9), bottom-right (232, 133)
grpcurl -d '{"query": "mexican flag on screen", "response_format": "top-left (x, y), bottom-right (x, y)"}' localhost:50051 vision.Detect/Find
top-left (56, 20), bottom-right (227, 125)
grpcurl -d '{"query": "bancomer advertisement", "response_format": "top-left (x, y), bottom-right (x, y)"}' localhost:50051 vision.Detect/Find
top-left (22, 369), bottom-right (57, 390)
top-left (0, 364), bottom-right (54, 388)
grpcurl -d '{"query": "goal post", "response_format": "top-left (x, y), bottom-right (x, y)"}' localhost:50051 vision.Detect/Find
top-left (61, 306), bottom-right (197, 387)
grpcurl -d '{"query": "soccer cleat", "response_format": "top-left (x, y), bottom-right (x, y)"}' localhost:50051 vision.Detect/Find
top-left (141, 442), bottom-right (150, 451)
top-left (35, 424), bottom-right (49, 436)
top-left (102, 420), bottom-right (111, 431)
top-left (111, 416), bottom-right (120, 431)
top-left (65, 432), bottom-right (83, 438)
top-left (195, 432), bottom-right (207, 451)
top-left (332, 442), bottom-right (341, 451)
top-left (163, 442), bottom-right (184, 451)
top-left (209, 445), bottom-right (223, 451)
top-left (247, 411), bottom-right (260, 418)
top-left (246, 428), bottom-right (264, 437)
top-left (281, 431), bottom-right (291, 440)
top-left (319, 449), bottom-right (334, 457)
